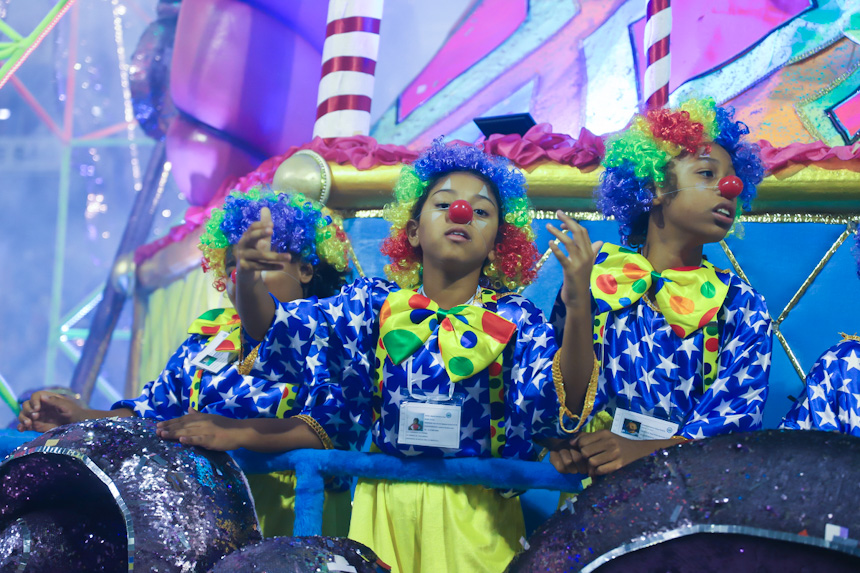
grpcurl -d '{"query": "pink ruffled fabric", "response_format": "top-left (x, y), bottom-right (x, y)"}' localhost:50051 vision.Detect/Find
top-left (481, 124), bottom-right (605, 168)
top-left (758, 139), bottom-right (860, 172)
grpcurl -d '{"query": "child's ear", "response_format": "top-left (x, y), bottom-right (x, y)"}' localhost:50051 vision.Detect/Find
top-left (298, 262), bottom-right (314, 285)
top-left (651, 185), bottom-right (666, 206)
top-left (406, 219), bottom-right (420, 248)
top-left (486, 245), bottom-right (497, 263)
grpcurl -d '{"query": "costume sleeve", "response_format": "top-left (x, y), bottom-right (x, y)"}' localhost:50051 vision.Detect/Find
top-left (681, 286), bottom-right (772, 439)
top-left (780, 339), bottom-right (860, 436)
top-left (505, 299), bottom-right (566, 443)
top-left (254, 277), bottom-right (388, 450)
top-left (111, 335), bottom-right (199, 421)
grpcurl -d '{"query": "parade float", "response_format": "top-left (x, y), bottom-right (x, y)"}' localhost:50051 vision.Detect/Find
top-left (1, 0), bottom-right (859, 571)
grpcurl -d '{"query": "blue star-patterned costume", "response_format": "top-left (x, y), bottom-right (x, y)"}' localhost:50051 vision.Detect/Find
top-left (112, 313), bottom-right (311, 424)
top-left (255, 277), bottom-right (566, 460)
top-left (551, 270), bottom-right (773, 439)
top-left (780, 336), bottom-right (860, 436)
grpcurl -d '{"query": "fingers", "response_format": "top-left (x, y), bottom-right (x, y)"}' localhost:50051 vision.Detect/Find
top-left (178, 435), bottom-right (210, 448)
top-left (547, 213), bottom-right (596, 263)
top-left (238, 226), bottom-right (273, 247)
top-left (259, 206), bottom-right (272, 228)
top-left (550, 447), bottom-right (588, 475)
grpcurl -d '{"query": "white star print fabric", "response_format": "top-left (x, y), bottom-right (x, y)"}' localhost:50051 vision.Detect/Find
top-left (551, 271), bottom-right (772, 439)
top-left (780, 338), bottom-right (860, 436)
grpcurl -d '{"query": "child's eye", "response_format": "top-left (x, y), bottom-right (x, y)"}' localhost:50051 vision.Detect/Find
top-left (698, 170), bottom-right (714, 178)
top-left (474, 208), bottom-right (489, 217)
top-left (436, 203), bottom-right (450, 210)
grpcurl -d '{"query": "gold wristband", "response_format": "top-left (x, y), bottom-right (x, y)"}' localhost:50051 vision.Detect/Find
top-left (292, 414), bottom-right (334, 450)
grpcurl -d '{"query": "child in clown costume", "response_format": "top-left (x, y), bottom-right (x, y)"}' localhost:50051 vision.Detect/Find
top-left (18, 187), bottom-right (356, 536)
top-left (235, 140), bottom-right (594, 573)
top-left (780, 230), bottom-right (860, 436)
top-left (549, 98), bottom-right (773, 478)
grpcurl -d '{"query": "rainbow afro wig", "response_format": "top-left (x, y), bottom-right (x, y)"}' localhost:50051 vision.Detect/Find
top-left (198, 186), bottom-right (350, 294)
top-left (381, 138), bottom-right (539, 291)
top-left (597, 97), bottom-right (765, 246)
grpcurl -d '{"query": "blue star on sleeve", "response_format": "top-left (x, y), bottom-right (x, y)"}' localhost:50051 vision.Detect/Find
top-left (112, 333), bottom-right (203, 421)
top-left (680, 279), bottom-right (772, 439)
top-left (780, 338), bottom-right (860, 437)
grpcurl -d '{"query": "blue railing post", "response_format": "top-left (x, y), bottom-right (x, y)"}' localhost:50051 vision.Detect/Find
top-left (292, 458), bottom-right (326, 536)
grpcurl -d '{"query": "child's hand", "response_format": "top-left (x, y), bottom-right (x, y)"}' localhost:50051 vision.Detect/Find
top-left (234, 207), bottom-right (292, 273)
top-left (156, 408), bottom-right (247, 451)
top-left (576, 429), bottom-right (647, 476)
top-left (549, 437), bottom-right (590, 475)
top-left (547, 211), bottom-right (602, 311)
top-left (17, 391), bottom-right (84, 433)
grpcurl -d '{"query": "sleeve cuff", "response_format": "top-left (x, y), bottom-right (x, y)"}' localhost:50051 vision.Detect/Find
top-left (554, 351), bottom-right (600, 434)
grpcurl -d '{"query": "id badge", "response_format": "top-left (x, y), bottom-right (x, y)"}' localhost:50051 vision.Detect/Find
top-left (611, 407), bottom-right (679, 440)
top-left (191, 331), bottom-right (236, 373)
top-left (397, 394), bottom-right (463, 449)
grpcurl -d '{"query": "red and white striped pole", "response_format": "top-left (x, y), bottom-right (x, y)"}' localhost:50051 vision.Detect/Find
top-left (313, 0), bottom-right (384, 138)
top-left (643, 0), bottom-right (671, 110)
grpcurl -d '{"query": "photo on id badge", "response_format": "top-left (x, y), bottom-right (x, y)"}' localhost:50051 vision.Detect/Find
top-left (408, 415), bottom-right (424, 432)
top-left (622, 419), bottom-right (641, 437)
top-left (201, 355), bottom-right (218, 367)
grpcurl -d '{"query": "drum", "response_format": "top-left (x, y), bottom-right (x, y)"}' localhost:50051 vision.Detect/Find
top-left (0, 417), bottom-right (260, 572)
top-left (508, 430), bottom-right (860, 572)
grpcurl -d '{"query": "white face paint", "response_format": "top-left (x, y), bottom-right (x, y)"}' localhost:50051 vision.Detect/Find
top-left (477, 185), bottom-right (491, 200)
top-left (430, 210), bottom-right (445, 221)
top-left (438, 177), bottom-right (453, 191)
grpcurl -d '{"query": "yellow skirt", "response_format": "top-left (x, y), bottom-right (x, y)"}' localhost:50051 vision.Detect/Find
top-left (245, 471), bottom-right (352, 538)
top-left (349, 479), bottom-right (525, 573)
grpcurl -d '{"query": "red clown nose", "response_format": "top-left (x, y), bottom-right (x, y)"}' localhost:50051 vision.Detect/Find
top-left (718, 175), bottom-right (743, 199)
top-left (448, 199), bottom-right (474, 224)
top-left (231, 269), bottom-right (237, 284)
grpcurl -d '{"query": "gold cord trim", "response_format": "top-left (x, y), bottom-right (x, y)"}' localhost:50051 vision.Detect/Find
top-left (775, 228), bottom-right (852, 324)
top-left (555, 351), bottom-right (600, 434)
top-left (236, 343), bottom-right (260, 376)
top-left (841, 332), bottom-right (860, 343)
top-left (292, 414), bottom-right (334, 450)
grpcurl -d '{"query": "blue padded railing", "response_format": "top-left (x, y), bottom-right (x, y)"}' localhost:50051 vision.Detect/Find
top-left (231, 449), bottom-right (588, 535)
top-left (0, 431), bottom-right (587, 536)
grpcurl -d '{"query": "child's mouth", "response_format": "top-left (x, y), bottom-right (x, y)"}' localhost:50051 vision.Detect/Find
top-left (712, 203), bottom-right (736, 227)
top-left (445, 228), bottom-right (470, 242)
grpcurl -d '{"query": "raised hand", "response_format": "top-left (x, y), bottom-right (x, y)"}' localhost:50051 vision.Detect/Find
top-left (234, 207), bottom-right (293, 273)
top-left (546, 210), bottom-right (603, 311)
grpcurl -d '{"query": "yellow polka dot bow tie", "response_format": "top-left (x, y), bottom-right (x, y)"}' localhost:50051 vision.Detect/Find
top-left (590, 244), bottom-right (729, 338)
top-left (379, 289), bottom-right (517, 382)
top-left (187, 307), bottom-right (242, 352)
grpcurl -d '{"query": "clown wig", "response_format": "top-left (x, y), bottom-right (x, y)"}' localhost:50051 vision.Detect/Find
top-left (597, 97), bottom-right (765, 246)
top-left (380, 139), bottom-right (539, 291)
top-left (199, 186), bottom-right (351, 297)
